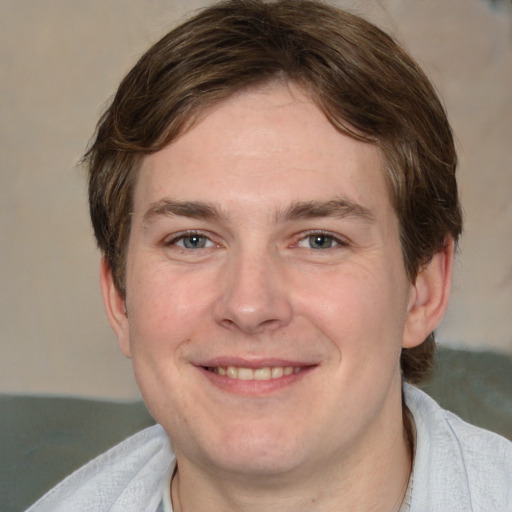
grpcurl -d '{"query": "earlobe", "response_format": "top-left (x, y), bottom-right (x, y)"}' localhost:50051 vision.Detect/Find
top-left (403, 238), bottom-right (455, 349)
top-left (99, 257), bottom-right (132, 358)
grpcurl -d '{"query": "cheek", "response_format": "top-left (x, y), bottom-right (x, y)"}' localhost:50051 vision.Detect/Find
top-left (295, 263), bottom-right (408, 357)
top-left (125, 264), bottom-right (215, 355)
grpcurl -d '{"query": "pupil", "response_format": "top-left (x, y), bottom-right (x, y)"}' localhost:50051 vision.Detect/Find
top-left (310, 234), bottom-right (331, 249)
top-left (184, 235), bottom-right (205, 248)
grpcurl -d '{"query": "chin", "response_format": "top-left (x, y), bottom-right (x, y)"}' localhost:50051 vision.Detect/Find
top-left (209, 449), bottom-right (306, 478)
top-left (190, 422), bottom-right (311, 477)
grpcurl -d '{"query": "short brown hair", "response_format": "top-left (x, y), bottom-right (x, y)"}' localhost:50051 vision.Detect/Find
top-left (86, 0), bottom-right (462, 383)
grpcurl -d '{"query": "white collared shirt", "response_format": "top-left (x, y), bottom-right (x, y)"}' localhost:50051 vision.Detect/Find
top-left (26, 384), bottom-right (512, 511)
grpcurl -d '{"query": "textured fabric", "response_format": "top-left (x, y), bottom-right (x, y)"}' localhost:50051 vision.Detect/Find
top-left (24, 425), bottom-right (173, 512)
top-left (406, 385), bottom-right (512, 511)
top-left (25, 385), bottom-right (512, 511)
top-left (160, 464), bottom-right (175, 512)
top-left (398, 474), bottom-right (413, 512)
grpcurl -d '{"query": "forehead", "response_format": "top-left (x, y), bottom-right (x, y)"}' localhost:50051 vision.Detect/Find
top-left (134, 83), bottom-right (390, 220)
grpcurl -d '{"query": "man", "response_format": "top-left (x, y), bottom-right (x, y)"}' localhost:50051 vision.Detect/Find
top-left (27, 1), bottom-right (511, 511)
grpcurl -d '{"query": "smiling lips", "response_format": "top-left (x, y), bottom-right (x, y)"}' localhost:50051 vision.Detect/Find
top-left (206, 366), bottom-right (303, 381)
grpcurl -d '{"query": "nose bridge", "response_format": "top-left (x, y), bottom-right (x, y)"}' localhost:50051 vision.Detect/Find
top-left (214, 242), bottom-right (292, 334)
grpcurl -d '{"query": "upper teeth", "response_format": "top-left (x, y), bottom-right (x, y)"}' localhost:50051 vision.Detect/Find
top-left (209, 366), bottom-right (300, 381)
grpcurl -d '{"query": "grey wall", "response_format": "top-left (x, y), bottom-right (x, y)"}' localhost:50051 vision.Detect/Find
top-left (1, 0), bottom-right (511, 398)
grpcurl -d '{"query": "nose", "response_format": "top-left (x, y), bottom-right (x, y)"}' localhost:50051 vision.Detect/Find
top-left (213, 250), bottom-right (293, 335)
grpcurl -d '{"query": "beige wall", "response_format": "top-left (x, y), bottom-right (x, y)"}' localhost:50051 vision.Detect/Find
top-left (1, 0), bottom-right (511, 399)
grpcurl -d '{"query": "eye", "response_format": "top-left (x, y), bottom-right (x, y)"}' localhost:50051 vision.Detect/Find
top-left (297, 233), bottom-right (343, 249)
top-left (168, 233), bottom-right (215, 249)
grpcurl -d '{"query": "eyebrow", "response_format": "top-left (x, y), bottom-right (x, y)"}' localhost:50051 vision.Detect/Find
top-left (141, 197), bottom-right (375, 226)
top-left (279, 198), bottom-right (375, 223)
top-left (142, 200), bottom-right (223, 226)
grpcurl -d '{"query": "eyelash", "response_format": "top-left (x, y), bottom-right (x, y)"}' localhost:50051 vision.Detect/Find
top-left (294, 231), bottom-right (348, 250)
top-left (164, 231), bottom-right (216, 249)
top-left (163, 230), bottom-right (348, 251)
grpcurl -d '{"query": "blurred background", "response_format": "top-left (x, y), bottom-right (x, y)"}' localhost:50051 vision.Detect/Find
top-left (1, 0), bottom-right (511, 399)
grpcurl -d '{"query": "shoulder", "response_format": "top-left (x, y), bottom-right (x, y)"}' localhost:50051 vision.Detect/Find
top-left (25, 424), bottom-right (174, 512)
top-left (404, 383), bottom-right (512, 511)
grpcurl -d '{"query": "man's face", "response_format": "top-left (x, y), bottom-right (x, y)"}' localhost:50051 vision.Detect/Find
top-left (104, 83), bottom-right (422, 479)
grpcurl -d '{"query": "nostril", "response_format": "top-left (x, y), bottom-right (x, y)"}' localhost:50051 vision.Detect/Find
top-left (218, 312), bottom-right (290, 334)
top-left (213, 260), bottom-right (293, 333)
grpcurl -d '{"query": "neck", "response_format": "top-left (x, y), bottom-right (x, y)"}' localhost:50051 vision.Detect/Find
top-left (170, 414), bottom-right (412, 512)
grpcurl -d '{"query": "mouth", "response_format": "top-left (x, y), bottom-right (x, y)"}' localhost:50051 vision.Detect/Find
top-left (198, 358), bottom-right (317, 395)
top-left (205, 365), bottom-right (302, 381)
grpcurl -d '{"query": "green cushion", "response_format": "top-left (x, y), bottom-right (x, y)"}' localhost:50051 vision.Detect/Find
top-left (2, 347), bottom-right (511, 512)
top-left (0, 396), bottom-right (155, 512)
top-left (420, 347), bottom-right (512, 440)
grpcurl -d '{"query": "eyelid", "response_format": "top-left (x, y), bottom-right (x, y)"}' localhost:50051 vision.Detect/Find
top-left (295, 230), bottom-right (349, 248)
top-left (162, 229), bottom-right (348, 249)
top-left (163, 230), bottom-right (217, 248)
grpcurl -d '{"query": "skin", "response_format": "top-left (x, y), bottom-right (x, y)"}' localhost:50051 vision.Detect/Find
top-left (101, 82), bottom-right (453, 512)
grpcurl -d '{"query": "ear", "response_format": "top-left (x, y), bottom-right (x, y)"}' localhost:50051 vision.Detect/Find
top-left (99, 256), bottom-right (132, 358)
top-left (403, 238), bottom-right (455, 348)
